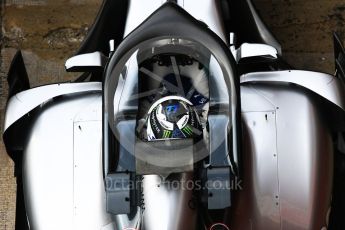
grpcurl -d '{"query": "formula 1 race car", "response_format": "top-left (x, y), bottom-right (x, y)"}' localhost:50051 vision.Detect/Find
top-left (3, 0), bottom-right (345, 229)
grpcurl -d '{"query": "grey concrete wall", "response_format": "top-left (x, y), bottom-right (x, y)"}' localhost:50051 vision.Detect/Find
top-left (255, 0), bottom-right (345, 72)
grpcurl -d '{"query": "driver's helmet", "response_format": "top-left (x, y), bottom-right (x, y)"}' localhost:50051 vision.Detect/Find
top-left (146, 95), bottom-right (201, 141)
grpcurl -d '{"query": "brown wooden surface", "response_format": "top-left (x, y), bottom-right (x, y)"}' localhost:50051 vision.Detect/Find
top-left (1, 0), bottom-right (345, 229)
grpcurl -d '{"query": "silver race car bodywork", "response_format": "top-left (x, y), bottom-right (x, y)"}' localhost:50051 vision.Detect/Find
top-left (3, 0), bottom-right (345, 230)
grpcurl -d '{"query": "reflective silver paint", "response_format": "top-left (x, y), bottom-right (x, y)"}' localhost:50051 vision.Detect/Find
top-left (23, 89), bottom-right (197, 229)
top-left (113, 210), bottom-right (142, 230)
top-left (124, 0), bottom-right (165, 37)
top-left (141, 174), bottom-right (197, 230)
top-left (3, 82), bottom-right (101, 132)
top-left (240, 109), bottom-right (281, 229)
top-left (233, 84), bottom-right (333, 229)
top-left (23, 93), bottom-right (115, 230)
top-left (181, 0), bottom-right (227, 43)
top-left (21, 79), bottom-right (335, 229)
top-left (241, 70), bottom-right (345, 111)
top-left (124, 0), bottom-right (227, 43)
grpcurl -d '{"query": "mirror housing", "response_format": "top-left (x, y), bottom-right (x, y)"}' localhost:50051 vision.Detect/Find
top-left (232, 43), bottom-right (278, 63)
top-left (65, 51), bottom-right (107, 72)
